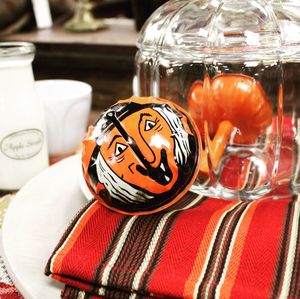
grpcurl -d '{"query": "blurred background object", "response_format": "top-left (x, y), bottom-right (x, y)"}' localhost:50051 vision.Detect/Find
top-left (0, 0), bottom-right (170, 36)
top-left (0, 0), bottom-right (75, 35)
top-left (130, 0), bottom-right (168, 30)
top-left (0, 0), bottom-right (170, 130)
top-left (31, 0), bottom-right (53, 29)
top-left (65, 0), bottom-right (169, 30)
top-left (64, 0), bottom-right (107, 32)
top-left (0, 0), bottom-right (32, 35)
top-left (93, 0), bottom-right (132, 18)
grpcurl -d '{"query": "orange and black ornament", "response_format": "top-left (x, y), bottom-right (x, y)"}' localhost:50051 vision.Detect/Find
top-left (81, 96), bottom-right (201, 215)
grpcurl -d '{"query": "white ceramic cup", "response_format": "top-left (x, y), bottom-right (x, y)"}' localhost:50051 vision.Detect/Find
top-left (35, 79), bottom-right (92, 157)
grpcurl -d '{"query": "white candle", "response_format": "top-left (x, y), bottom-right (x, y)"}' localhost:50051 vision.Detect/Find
top-left (31, 0), bottom-right (53, 29)
top-left (0, 43), bottom-right (49, 190)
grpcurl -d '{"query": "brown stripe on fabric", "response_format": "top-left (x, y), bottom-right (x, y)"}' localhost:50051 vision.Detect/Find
top-left (289, 215), bottom-right (300, 298)
top-left (163, 191), bottom-right (202, 212)
top-left (128, 196), bottom-right (208, 297)
top-left (196, 201), bottom-right (250, 299)
top-left (61, 286), bottom-right (71, 299)
top-left (138, 210), bottom-right (184, 293)
top-left (62, 285), bottom-right (83, 299)
top-left (92, 215), bottom-right (131, 294)
top-left (135, 196), bottom-right (208, 296)
top-left (45, 199), bottom-right (98, 276)
top-left (63, 285), bottom-right (99, 299)
top-left (74, 284), bottom-right (161, 299)
top-left (106, 195), bottom-right (206, 297)
top-left (172, 193), bottom-right (206, 213)
top-left (208, 202), bottom-right (251, 299)
top-left (105, 214), bottom-right (163, 298)
top-left (189, 195), bottom-right (208, 210)
top-left (271, 195), bottom-right (297, 297)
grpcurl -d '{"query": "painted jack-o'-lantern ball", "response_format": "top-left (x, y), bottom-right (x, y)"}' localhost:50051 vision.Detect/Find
top-left (82, 96), bottom-right (201, 215)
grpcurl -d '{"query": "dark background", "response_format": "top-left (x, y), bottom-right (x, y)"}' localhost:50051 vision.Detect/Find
top-left (0, 0), bottom-right (168, 35)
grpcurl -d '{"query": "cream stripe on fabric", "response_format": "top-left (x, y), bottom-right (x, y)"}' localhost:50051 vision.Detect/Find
top-left (77, 291), bottom-right (86, 299)
top-left (98, 287), bottom-right (105, 296)
top-left (129, 194), bottom-right (203, 299)
top-left (100, 216), bottom-right (138, 287)
top-left (193, 201), bottom-right (242, 299)
top-left (279, 196), bottom-right (300, 298)
top-left (203, 203), bottom-right (248, 299)
top-left (214, 202), bottom-right (254, 298)
top-left (130, 214), bottom-right (172, 297)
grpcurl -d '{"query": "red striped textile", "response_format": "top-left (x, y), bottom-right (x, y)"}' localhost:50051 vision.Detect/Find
top-left (0, 282), bottom-right (23, 299)
top-left (45, 194), bottom-right (300, 299)
top-left (45, 117), bottom-right (300, 298)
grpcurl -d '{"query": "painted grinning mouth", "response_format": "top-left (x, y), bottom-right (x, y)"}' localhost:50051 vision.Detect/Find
top-left (136, 149), bottom-right (173, 185)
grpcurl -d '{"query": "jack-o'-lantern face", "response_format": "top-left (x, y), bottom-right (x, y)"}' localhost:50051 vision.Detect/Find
top-left (82, 96), bottom-right (200, 215)
top-left (100, 107), bottom-right (178, 194)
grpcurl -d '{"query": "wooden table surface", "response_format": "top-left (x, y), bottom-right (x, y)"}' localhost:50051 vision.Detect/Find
top-left (2, 18), bottom-right (138, 47)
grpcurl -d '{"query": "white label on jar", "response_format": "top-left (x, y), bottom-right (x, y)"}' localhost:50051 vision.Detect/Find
top-left (0, 129), bottom-right (44, 160)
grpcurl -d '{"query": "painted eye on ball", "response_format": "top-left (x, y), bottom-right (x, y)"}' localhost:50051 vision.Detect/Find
top-left (144, 120), bottom-right (156, 131)
top-left (114, 142), bottom-right (127, 157)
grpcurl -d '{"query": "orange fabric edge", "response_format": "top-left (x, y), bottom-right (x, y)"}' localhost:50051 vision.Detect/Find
top-left (183, 201), bottom-right (239, 298)
top-left (219, 200), bottom-right (259, 298)
top-left (51, 201), bottom-right (99, 274)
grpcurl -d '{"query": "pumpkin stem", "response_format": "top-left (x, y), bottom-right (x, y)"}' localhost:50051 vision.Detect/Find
top-left (199, 120), bottom-right (234, 174)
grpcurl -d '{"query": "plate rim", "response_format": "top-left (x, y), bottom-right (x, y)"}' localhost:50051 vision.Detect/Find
top-left (1, 154), bottom-right (84, 298)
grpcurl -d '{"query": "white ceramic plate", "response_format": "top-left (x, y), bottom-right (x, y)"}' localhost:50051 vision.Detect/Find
top-left (1, 154), bottom-right (89, 299)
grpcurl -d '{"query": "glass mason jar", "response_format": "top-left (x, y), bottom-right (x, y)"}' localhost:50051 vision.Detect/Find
top-left (0, 42), bottom-right (49, 191)
top-left (136, 0), bottom-right (285, 200)
top-left (191, 0), bottom-right (283, 199)
top-left (271, 0), bottom-right (300, 194)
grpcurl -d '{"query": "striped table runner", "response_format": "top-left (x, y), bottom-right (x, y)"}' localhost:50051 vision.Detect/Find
top-left (45, 193), bottom-right (300, 299)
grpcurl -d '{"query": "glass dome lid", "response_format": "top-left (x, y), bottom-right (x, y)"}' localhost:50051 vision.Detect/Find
top-left (137, 0), bottom-right (283, 58)
top-left (271, 0), bottom-right (300, 45)
top-left (158, 0), bottom-right (221, 53)
top-left (136, 0), bottom-right (189, 50)
top-left (207, 0), bottom-right (281, 48)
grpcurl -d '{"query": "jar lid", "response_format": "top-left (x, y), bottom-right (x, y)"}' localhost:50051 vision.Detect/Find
top-left (0, 42), bottom-right (35, 57)
top-left (207, 0), bottom-right (280, 49)
top-left (137, 0), bottom-right (188, 50)
top-left (158, 0), bottom-right (221, 55)
top-left (137, 0), bottom-right (283, 60)
top-left (271, 0), bottom-right (300, 45)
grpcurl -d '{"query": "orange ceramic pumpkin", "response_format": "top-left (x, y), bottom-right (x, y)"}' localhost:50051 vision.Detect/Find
top-left (188, 73), bottom-right (273, 144)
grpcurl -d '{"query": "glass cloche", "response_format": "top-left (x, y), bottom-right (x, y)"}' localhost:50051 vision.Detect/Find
top-left (135, 0), bottom-right (300, 200)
